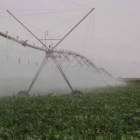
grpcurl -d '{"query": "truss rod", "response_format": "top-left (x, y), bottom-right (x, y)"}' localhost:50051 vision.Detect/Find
top-left (27, 56), bottom-right (49, 93)
top-left (62, 53), bottom-right (70, 61)
top-left (82, 58), bottom-right (93, 68)
top-left (72, 54), bottom-right (83, 66)
top-left (7, 10), bottom-right (49, 50)
top-left (98, 68), bottom-right (112, 77)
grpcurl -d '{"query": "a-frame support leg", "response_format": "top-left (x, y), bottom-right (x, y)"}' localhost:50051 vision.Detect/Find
top-left (27, 56), bottom-right (49, 93)
top-left (52, 55), bottom-right (74, 92)
top-left (27, 53), bottom-right (74, 94)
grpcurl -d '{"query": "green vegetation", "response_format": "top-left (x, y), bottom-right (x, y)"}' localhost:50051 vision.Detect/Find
top-left (0, 84), bottom-right (140, 140)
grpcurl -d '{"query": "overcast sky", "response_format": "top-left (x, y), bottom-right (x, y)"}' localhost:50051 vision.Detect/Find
top-left (0, 0), bottom-right (140, 78)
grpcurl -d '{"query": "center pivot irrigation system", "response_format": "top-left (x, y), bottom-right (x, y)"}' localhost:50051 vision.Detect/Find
top-left (0, 8), bottom-right (112, 95)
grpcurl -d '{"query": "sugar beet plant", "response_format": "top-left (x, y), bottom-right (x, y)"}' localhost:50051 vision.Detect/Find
top-left (0, 84), bottom-right (140, 139)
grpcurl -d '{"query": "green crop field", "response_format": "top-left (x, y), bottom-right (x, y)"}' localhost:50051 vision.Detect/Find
top-left (0, 83), bottom-right (140, 140)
